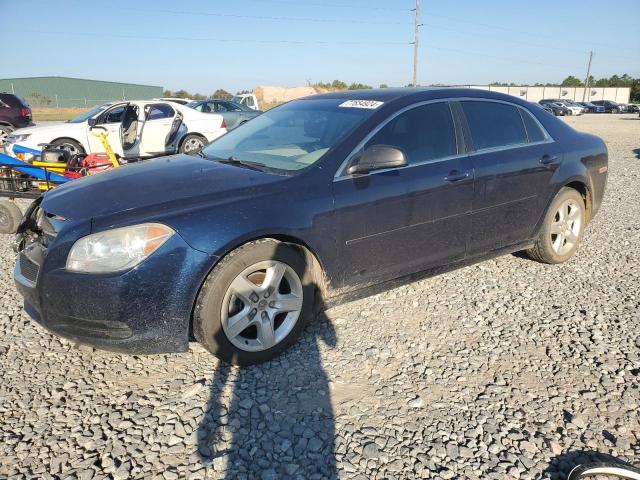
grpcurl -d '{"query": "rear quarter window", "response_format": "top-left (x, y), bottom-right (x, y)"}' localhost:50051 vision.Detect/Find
top-left (520, 109), bottom-right (546, 143)
top-left (462, 101), bottom-right (527, 150)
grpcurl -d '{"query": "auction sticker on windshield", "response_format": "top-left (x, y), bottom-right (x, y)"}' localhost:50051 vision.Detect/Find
top-left (339, 100), bottom-right (384, 109)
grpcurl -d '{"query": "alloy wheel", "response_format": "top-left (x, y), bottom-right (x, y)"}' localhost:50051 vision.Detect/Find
top-left (221, 260), bottom-right (303, 352)
top-left (0, 129), bottom-right (8, 147)
top-left (550, 198), bottom-right (582, 255)
top-left (58, 143), bottom-right (79, 155)
top-left (183, 137), bottom-right (204, 154)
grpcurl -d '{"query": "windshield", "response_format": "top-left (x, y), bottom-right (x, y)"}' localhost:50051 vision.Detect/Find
top-left (201, 98), bottom-right (378, 171)
top-left (68, 104), bottom-right (110, 123)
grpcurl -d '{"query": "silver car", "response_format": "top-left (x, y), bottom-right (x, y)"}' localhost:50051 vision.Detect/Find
top-left (186, 99), bottom-right (262, 130)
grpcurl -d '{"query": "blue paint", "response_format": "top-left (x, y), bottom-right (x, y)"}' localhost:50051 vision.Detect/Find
top-left (0, 152), bottom-right (69, 183)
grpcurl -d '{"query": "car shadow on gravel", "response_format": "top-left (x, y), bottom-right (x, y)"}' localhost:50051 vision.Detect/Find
top-left (196, 248), bottom-right (338, 479)
top-left (543, 449), bottom-right (638, 479)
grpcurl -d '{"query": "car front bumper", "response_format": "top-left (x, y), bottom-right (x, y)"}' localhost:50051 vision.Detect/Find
top-left (14, 232), bottom-right (216, 354)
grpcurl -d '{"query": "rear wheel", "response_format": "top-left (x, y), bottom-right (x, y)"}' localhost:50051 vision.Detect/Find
top-left (179, 134), bottom-right (206, 155)
top-left (0, 125), bottom-right (13, 147)
top-left (0, 200), bottom-right (23, 234)
top-left (526, 187), bottom-right (585, 264)
top-left (193, 239), bottom-right (314, 365)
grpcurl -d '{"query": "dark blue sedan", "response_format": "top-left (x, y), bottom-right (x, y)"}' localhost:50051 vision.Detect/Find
top-left (13, 88), bottom-right (608, 365)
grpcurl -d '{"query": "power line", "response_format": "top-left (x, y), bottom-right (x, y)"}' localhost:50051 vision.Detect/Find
top-left (8, 29), bottom-right (407, 46)
top-left (426, 44), bottom-right (585, 71)
top-left (226, 0), bottom-right (407, 12)
top-left (425, 12), bottom-right (640, 54)
top-left (13, 29), bottom-right (591, 72)
top-left (124, 7), bottom-right (412, 25)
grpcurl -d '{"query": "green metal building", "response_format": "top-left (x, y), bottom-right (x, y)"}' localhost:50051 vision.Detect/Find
top-left (0, 76), bottom-right (163, 108)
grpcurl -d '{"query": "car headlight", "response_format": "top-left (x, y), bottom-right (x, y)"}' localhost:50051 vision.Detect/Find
top-left (7, 133), bottom-right (30, 143)
top-left (66, 223), bottom-right (175, 273)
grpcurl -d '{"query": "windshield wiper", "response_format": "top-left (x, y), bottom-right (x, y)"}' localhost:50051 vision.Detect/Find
top-left (217, 156), bottom-right (267, 172)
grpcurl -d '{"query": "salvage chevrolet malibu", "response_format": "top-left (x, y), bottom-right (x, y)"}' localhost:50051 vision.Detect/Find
top-left (13, 88), bottom-right (608, 365)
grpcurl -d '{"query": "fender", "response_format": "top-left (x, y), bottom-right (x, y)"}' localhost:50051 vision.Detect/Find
top-left (50, 136), bottom-right (88, 153)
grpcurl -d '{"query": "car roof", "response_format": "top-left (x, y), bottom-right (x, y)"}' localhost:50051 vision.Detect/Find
top-left (300, 87), bottom-right (540, 107)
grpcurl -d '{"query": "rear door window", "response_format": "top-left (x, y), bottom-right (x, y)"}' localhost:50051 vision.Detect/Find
top-left (145, 103), bottom-right (175, 120)
top-left (365, 102), bottom-right (457, 164)
top-left (462, 101), bottom-right (527, 150)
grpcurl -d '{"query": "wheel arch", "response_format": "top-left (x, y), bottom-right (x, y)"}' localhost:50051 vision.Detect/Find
top-left (50, 136), bottom-right (87, 153)
top-left (188, 233), bottom-right (330, 339)
top-left (177, 132), bottom-right (208, 151)
top-left (564, 179), bottom-right (592, 223)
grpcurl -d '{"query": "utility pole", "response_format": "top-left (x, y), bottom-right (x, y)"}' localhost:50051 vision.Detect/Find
top-left (411, 0), bottom-right (422, 87)
top-left (582, 50), bottom-right (593, 101)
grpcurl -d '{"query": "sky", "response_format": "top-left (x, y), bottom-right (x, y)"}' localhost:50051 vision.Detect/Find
top-left (1, 0), bottom-right (639, 95)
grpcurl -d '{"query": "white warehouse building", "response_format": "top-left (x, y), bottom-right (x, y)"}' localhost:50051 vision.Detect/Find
top-left (463, 85), bottom-right (630, 104)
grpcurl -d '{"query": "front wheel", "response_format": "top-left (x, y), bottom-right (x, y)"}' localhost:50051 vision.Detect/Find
top-left (50, 138), bottom-right (85, 156)
top-left (0, 200), bottom-right (23, 234)
top-left (611, 108), bottom-right (619, 114)
top-left (193, 239), bottom-right (314, 365)
top-left (526, 187), bottom-right (586, 264)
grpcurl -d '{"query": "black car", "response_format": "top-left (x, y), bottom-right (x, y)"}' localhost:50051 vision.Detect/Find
top-left (625, 104), bottom-right (639, 113)
top-left (539, 100), bottom-right (570, 116)
top-left (577, 102), bottom-right (604, 113)
top-left (590, 100), bottom-right (624, 113)
top-left (14, 88), bottom-right (608, 365)
top-left (187, 99), bottom-right (262, 130)
top-left (0, 93), bottom-right (32, 147)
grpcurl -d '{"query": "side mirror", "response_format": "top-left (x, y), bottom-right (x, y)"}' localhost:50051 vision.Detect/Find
top-left (347, 145), bottom-right (407, 175)
top-left (87, 118), bottom-right (97, 127)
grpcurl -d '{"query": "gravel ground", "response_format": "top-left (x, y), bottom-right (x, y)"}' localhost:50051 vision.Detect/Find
top-left (1, 114), bottom-right (638, 480)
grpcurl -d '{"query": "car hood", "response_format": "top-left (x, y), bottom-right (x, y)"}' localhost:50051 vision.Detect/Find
top-left (41, 154), bottom-right (286, 223)
top-left (12, 122), bottom-right (84, 137)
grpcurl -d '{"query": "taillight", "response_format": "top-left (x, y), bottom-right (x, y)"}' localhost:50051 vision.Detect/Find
top-left (20, 108), bottom-right (31, 117)
top-left (220, 118), bottom-right (227, 129)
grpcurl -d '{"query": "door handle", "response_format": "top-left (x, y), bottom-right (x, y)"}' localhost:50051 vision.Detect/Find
top-left (444, 170), bottom-right (470, 182)
top-left (540, 154), bottom-right (558, 166)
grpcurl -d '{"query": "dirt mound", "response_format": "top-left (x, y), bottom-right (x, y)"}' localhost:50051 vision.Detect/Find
top-left (255, 85), bottom-right (318, 104)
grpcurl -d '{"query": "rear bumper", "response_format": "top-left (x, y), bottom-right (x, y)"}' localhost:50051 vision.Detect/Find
top-left (14, 234), bottom-right (215, 354)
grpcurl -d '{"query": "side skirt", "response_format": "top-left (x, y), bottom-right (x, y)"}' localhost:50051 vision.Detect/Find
top-left (323, 240), bottom-right (535, 309)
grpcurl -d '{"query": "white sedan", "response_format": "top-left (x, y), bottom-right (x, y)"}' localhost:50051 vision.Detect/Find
top-left (6, 100), bottom-right (227, 159)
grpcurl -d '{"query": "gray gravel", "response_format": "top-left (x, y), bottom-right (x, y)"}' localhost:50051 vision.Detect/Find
top-left (1, 114), bottom-right (639, 479)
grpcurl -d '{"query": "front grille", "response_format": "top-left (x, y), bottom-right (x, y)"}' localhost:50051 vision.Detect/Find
top-left (19, 254), bottom-right (40, 283)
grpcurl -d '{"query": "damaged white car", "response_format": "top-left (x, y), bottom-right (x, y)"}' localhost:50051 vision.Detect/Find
top-left (6, 100), bottom-right (227, 159)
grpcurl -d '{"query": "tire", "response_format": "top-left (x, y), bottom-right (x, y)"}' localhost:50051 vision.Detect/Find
top-left (193, 239), bottom-right (315, 366)
top-left (526, 187), bottom-right (586, 264)
top-left (612, 108), bottom-right (619, 114)
top-left (50, 138), bottom-right (85, 156)
top-left (0, 200), bottom-right (23, 234)
top-left (179, 134), bottom-right (206, 155)
top-left (0, 125), bottom-right (13, 148)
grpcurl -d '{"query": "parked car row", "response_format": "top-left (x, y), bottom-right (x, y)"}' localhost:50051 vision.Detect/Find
top-left (535, 98), bottom-right (638, 116)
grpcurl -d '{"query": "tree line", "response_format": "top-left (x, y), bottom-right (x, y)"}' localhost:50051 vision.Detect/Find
top-left (165, 74), bottom-right (639, 102)
top-left (491, 74), bottom-right (639, 101)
